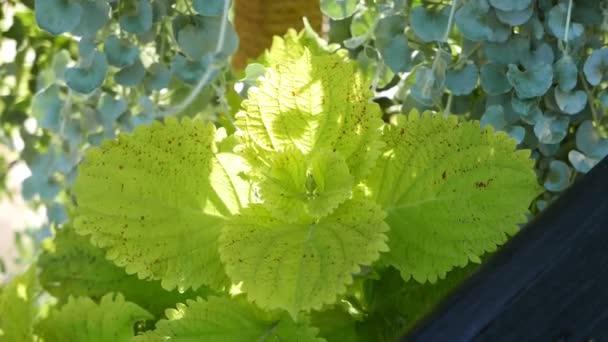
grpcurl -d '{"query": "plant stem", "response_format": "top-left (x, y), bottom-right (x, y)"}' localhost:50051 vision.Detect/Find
top-left (563, 0), bottom-right (573, 51)
top-left (442, 0), bottom-right (458, 43)
top-left (161, 0), bottom-right (231, 117)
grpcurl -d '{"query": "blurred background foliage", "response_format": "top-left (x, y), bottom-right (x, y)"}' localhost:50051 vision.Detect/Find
top-left (1, 0), bottom-right (608, 284)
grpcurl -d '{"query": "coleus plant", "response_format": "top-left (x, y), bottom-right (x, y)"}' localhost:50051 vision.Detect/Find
top-left (0, 30), bottom-right (541, 341)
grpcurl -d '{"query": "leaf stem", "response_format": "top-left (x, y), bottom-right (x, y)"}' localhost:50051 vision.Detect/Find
top-left (442, 0), bottom-right (458, 42)
top-left (563, 0), bottom-right (573, 51)
top-left (161, 0), bottom-right (231, 117)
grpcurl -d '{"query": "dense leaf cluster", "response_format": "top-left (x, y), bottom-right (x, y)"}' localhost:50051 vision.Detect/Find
top-left (324, 0), bottom-right (608, 210)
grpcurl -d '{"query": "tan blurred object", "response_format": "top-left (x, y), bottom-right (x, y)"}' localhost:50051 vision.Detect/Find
top-left (233, 0), bottom-right (322, 69)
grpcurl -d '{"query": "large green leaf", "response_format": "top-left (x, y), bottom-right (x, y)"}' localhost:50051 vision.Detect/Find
top-left (219, 200), bottom-right (389, 318)
top-left (135, 296), bottom-right (322, 341)
top-left (0, 267), bottom-right (39, 341)
top-left (258, 147), bottom-right (354, 222)
top-left (365, 112), bottom-right (540, 283)
top-left (36, 293), bottom-right (152, 342)
top-left (73, 117), bottom-right (252, 291)
top-left (38, 227), bottom-right (213, 317)
top-left (236, 50), bottom-right (384, 181)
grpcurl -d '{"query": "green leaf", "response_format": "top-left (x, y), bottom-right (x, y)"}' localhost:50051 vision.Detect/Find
top-left (364, 112), bottom-right (540, 282)
top-left (219, 200), bottom-right (389, 317)
top-left (445, 63), bottom-right (478, 96)
top-left (0, 267), bottom-right (39, 341)
top-left (321, 0), bottom-right (358, 20)
top-left (73, 117), bottom-right (251, 291)
top-left (38, 227), bottom-right (213, 318)
top-left (236, 50), bottom-right (384, 182)
top-left (506, 63), bottom-right (553, 99)
top-left (34, 0), bottom-right (82, 35)
top-left (119, 0), bottom-right (153, 34)
top-left (66, 50), bottom-right (108, 94)
top-left (583, 48), bottom-right (608, 86)
top-left (135, 296), bottom-right (322, 341)
top-left (311, 306), bottom-right (360, 342)
top-left (36, 293), bottom-right (152, 342)
top-left (554, 87), bottom-right (587, 115)
top-left (410, 6), bottom-right (451, 43)
top-left (483, 37), bottom-right (528, 65)
top-left (489, 0), bottom-right (531, 11)
top-left (259, 147), bottom-right (354, 222)
top-left (480, 63), bottom-right (512, 95)
top-left (358, 264), bottom-right (477, 340)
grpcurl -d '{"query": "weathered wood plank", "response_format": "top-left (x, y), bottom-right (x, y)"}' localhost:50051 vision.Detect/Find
top-left (404, 157), bottom-right (608, 341)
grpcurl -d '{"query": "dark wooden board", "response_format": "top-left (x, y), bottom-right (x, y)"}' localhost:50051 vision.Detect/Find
top-left (404, 157), bottom-right (608, 342)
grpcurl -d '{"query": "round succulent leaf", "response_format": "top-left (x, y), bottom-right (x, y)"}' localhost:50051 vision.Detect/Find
top-left (507, 63), bottom-right (553, 99)
top-left (236, 51), bottom-right (385, 182)
top-left (554, 55), bottom-right (578, 92)
top-left (259, 148), bottom-right (353, 222)
top-left (364, 112), bottom-right (540, 283)
top-left (520, 43), bottom-right (554, 70)
top-left (119, 0), bottom-right (153, 34)
top-left (36, 293), bottom-right (153, 342)
top-left (511, 95), bottom-right (537, 114)
top-left (446, 63), bottom-right (478, 96)
top-left (519, 106), bottom-right (543, 125)
top-left (568, 150), bottom-right (599, 174)
top-left (171, 55), bottom-right (207, 85)
top-left (480, 63), bottom-right (512, 95)
top-left (134, 296), bottom-right (322, 342)
top-left (489, 0), bottom-right (531, 11)
top-left (481, 104), bottom-right (508, 130)
top-left (575, 120), bottom-right (608, 159)
top-left (114, 58), bottom-right (146, 87)
top-left (455, 0), bottom-right (510, 42)
top-left (193, 0), bottom-right (229, 17)
top-left (583, 48), bottom-right (608, 86)
top-left (78, 38), bottom-right (97, 62)
top-left (104, 35), bottom-right (140, 68)
top-left (381, 35), bottom-right (411, 73)
top-left (34, 0), bottom-right (82, 35)
top-left (410, 5), bottom-right (451, 43)
top-left (72, 118), bottom-right (251, 291)
top-left (483, 37), bottom-right (528, 66)
top-left (71, 0), bottom-right (110, 37)
top-left (31, 85), bottom-right (63, 131)
top-left (533, 112), bottom-right (569, 144)
top-left (554, 87), bottom-right (587, 115)
top-left (219, 200), bottom-right (389, 317)
top-left (321, 0), bottom-right (358, 20)
top-left (98, 94), bottom-right (127, 127)
top-left (144, 63), bottom-right (171, 91)
top-left (409, 66), bottom-right (438, 106)
top-left (374, 15), bottom-right (405, 51)
top-left (65, 50), bottom-right (108, 94)
top-left (543, 160), bottom-right (571, 192)
top-left (495, 5), bottom-right (533, 26)
top-left (547, 4), bottom-right (584, 41)
top-left (175, 15), bottom-right (239, 59)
